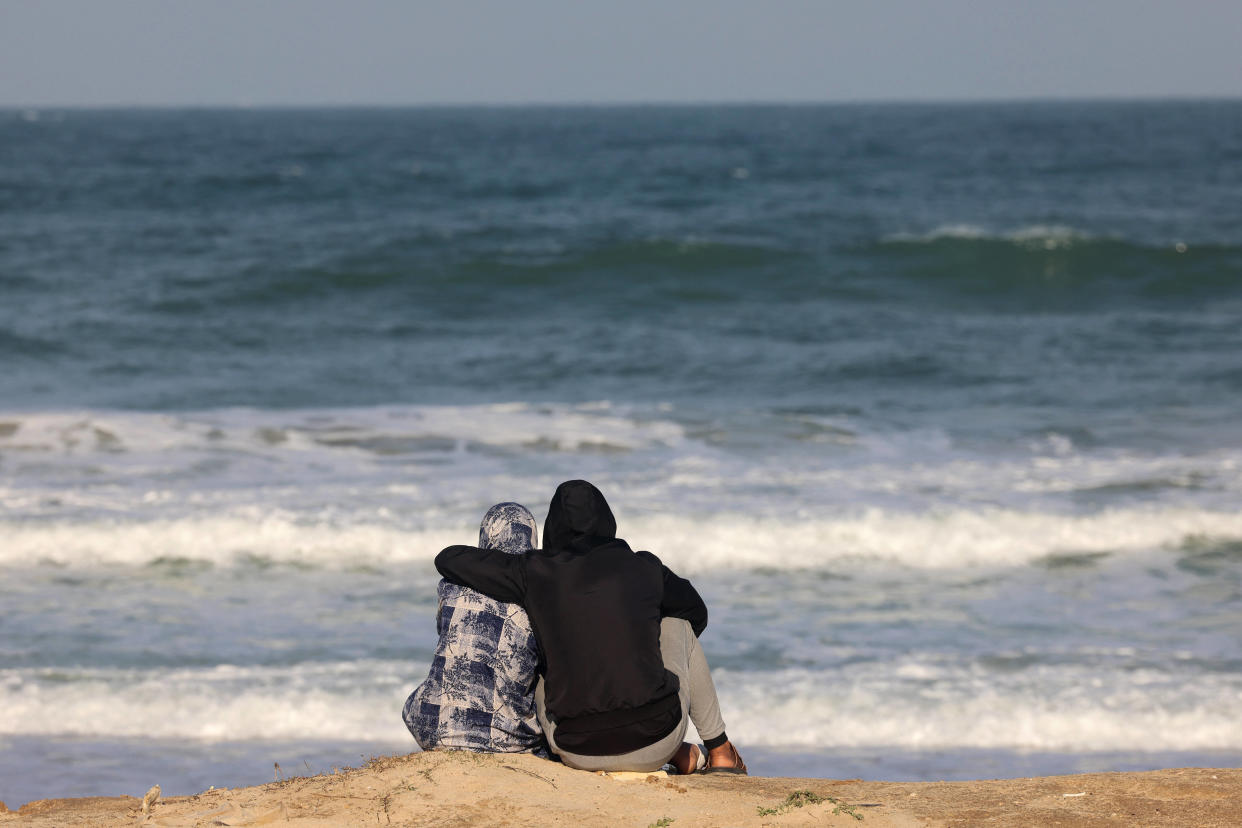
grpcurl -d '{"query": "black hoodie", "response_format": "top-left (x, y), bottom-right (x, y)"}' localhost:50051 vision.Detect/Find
top-left (435, 480), bottom-right (708, 755)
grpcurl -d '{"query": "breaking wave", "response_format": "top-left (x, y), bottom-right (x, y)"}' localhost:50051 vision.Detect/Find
top-left (6, 658), bottom-right (1242, 753)
top-left (869, 224), bottom-right (1242, 305)
top-left (719, 661), bottom-right (1242, 751)
top-left (3, 506), bottom-right (1242, 572)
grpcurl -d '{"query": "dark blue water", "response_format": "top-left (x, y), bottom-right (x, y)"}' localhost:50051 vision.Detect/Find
top-left (4, 103), bottom-right (1242, 806)
top-left (4, 104), bottom-right (1241, 428)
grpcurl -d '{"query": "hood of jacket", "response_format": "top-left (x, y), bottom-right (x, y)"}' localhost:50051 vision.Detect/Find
top-left (542, 480), bottom-right (617, 554)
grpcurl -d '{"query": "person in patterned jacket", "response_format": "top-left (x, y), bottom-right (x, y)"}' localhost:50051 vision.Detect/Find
top-left (402, 502), bottom-right (545, 753)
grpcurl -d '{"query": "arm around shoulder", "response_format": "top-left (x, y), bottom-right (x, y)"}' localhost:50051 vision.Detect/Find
top-left (435, 545), bottom-right (527, 605)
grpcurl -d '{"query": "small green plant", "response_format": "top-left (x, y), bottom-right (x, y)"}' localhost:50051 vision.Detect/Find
top-left (647, 818), bottom-right (675, 828)
top-left (757, 789), bottom-right (821, 816)
top-left (757, 789), bottom-right (862, 820)
top-left (829, 798), bottom-right (863, 821)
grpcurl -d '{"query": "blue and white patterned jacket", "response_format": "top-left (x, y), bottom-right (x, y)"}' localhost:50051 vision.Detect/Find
top-left (402, 503), bottom-right (544, 753)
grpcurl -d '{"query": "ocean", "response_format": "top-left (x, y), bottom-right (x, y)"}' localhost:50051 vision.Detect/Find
top-left (3, 102), bottom-right (1242, 805)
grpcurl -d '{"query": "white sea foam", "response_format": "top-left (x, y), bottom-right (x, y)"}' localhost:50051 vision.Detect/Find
top-left (0, 662), bottom-right (413, 743)
top-left (7, 405), bottom-right (1233, 493)
top-left (717, 662), bottom-right (1242, 751)
top-left (1, 505), bottom-right (1240, 571)
top-left (887, 223), bottom-right (1096, 248)
top-left (5, 404), bottom-right (1242, 572)
top-left (0, 513), bottom-right (457, 568)
top-left (5, 659), bottom-right (1241, 752)
top-left (641, 506), bottom-right (1242, 572)
top-left (4, 406), bottom-right (1240, 516)
top-left (0, 403), bottom-right (685, 464)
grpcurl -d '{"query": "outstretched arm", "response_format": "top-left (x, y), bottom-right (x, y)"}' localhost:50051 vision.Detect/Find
top-left (435, 545), bottom-right (527, 605)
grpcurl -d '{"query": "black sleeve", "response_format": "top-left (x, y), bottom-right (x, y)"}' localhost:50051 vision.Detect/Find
top-left (435, 545), bottom-right (527, 605)
top-left (642, 552), bottom-right (708, 637)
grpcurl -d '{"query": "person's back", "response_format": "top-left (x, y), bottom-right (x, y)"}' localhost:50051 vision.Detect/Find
top-left (403, 503), bottom-right (544, 753)
top-left (524, 541), bottom-right (675, 724)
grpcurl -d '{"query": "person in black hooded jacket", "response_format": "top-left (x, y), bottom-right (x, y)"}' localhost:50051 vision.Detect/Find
top-left (435, 479), bottom-right (746, 774)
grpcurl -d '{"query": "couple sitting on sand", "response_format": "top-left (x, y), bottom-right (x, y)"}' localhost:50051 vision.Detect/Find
top-left (402, 479), bottom-right (747, 775)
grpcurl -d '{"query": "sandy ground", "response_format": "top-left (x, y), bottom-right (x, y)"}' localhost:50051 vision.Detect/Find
top-left (2, 751), bottom-right (1240, 827)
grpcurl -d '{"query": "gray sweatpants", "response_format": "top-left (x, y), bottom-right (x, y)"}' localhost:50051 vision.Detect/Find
top-left (535, 617), bottom-right (727, 772)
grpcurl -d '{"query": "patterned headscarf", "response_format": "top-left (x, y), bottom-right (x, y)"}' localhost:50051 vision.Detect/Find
top-left (478, 502), bottom-right (539, 555)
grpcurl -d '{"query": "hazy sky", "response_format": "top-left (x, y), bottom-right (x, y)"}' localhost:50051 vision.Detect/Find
top-left (2, 1), bottom-right (1240, 105)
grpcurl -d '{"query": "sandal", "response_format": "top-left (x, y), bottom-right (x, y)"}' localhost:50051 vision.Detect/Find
top-left (703, 741), bottom-right (748, 775)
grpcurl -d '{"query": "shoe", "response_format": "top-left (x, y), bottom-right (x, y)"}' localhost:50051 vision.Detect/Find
top-left (703, 741), bottom-right (748, 775)
top-left (670, 742), bottom-right (707, 775)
